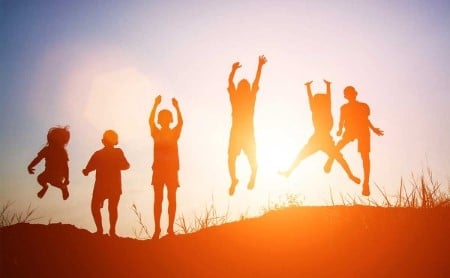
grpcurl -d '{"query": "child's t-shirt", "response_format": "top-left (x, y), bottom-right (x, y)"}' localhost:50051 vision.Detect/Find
top-left (341, 101), bottom-right (370, 136)
top-left (84, 147), bottom-right (129, 196)
top-left (38, 145), bottom-right (68, 177)
top-left (152, 128), bottom-right (180, 172)
top-left (228, 84), bottom-right (259, 131)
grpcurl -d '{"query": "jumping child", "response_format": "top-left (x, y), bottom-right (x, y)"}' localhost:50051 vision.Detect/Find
top-left (227, 55), bottom-right (267, 195)
top-left (280, 80), bottom-right (360, 184)
top-left (149, 95), bottom-right (183, 239)
top-left (83, 130), bottom-right (130, 237)
top-left (28, 126), bottom-right (70, 200)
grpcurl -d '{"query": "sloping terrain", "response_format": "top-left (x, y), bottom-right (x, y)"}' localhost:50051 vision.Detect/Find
top-left (1, 206), bottom-right (449, 277)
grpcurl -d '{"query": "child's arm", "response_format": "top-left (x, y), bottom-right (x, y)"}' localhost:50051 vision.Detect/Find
top-left (228, 62), bottom-right (241, 92)
top-left (63, 160), bottom-right (69, 185)
top-left (252, 55), bottom-right (267, 92)
top-left (149, 95), bottom-right (162, 136)
top-left (305, 81), bottom-right (313, 108)
top-left (369, 120), bottom-right (384, 136)
top-left (82, 154), bottom-right (96, 176)
top-left (118, 149), bottom-right (130, 171)
top-left (172, 98), bottom-right (183, 137)
top-left (27, 155), bottom-right (43, 174)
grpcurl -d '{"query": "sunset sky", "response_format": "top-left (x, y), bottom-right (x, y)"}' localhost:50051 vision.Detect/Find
top-left (1, 0), bottom-right (449, 237)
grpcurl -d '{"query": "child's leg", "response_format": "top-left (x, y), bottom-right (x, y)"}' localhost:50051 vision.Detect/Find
top-left (228, 134), bottom-right (241, 195)
top-left (361, 152), bottom-right (371, 196)
top-left (36, 173), bottom-right (49, 198)
top-left (91, 196), bottom-right (103, 234)
top-left (280, 139), bottom-right (318, 177)
top-left (108, 195), bottom-right (120, 237)
top-left (50, 179), bottom-right (69, 200)
top-left (167, 186), bottom-right (177, 235)
top-left (324, 137), bottom-right (351, 173)
top-left (325, 148), bottom-right (360, 184)
top-left (244, 141), bottom-right (258, 190)
top-left (153, 185), bottom-right (164, 239)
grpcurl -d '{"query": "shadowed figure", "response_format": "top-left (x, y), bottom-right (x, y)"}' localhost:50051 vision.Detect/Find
top-left (279, 80), bottom-right (360, 184)
top-left (82, 130), bottom-right (130, 237)
top-left (324, 86), bottom-right (383, 196)
top-left (27, 126), bottom-right (70, 200)
top-left (227, 55), bottom-right (267, 195)
top-left (149, 95), bottom-right (183, 240)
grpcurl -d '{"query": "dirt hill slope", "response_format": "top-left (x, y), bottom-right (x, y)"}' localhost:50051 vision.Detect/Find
top-left (1, 206), bottom-right (449, 277)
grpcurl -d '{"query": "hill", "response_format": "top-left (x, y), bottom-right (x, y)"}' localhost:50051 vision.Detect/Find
top-left (1, 206), bottom-right (449, 277)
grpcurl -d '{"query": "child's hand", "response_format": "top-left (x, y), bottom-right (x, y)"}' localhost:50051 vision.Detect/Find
top-left (323, 79), bottom-right (331, 85)
top-left (373, 127), bottom-right (384, 136)
top-left (82, 169), bottom-right (89, 176)
top-left (258, 55), bottom-right (267, 66)
top-left (305, 81), bottom-right (313, 86)
top-left (232, 62), bottom-right (241, 71)
top-left (155, 95), bottom-right (162, 105)
top-left (336, 129), bottom-right (342, 137)
top-left (28, 166), bottom-right (35, 174)
top-left (172, 98), bottom-right (179, 108)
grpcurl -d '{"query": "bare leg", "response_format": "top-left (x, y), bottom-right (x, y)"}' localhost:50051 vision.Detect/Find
top-left (246, 151), bottom-right (258, 190)
top-left (37, 173), bottom-right (49, 198)
top-left (167, 187), bottom-right (177, 235)
top-left (327, 150), bottom-right (360, 184)
top-left (153, 185), bottom-right (163, 239)
top-left (324, 138), bottom-right (349, 173)
top-left (361, 152), bottom-right (371, 196)
top-left (108, 196), bottom-right (120, 237)
top-left (279, 143), bottom-right (317, 177)
top-left (228, 153), bottom-right (239, 195)
top-left (91, 198), bottom-right (103, 235)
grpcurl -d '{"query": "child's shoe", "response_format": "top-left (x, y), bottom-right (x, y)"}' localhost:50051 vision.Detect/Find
top-left (37, 186), bottom-right (48, 198)
top-left (61, 186), bottom-right (69, 200)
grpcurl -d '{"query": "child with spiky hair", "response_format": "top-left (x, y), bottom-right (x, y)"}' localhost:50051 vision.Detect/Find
top-left (28, 126), bottom-right (70, 200)
top-left (83, 130), bottom-right (130, 237)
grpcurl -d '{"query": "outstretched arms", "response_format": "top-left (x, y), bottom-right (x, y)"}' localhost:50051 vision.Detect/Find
top-left (172, 98), bottom-right (183, 137)
top-left (228, 62), bottom-right (241, 92)
top-left (369, 120), bottom-right (384, 136)
top-left (149, 95), bottom-right (162, 136)
top-left (252, 55), bottom-right (267, 91)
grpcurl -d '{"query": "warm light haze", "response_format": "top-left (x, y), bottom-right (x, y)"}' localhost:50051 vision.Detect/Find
top-left (1, 1), bottom-right (449, 237)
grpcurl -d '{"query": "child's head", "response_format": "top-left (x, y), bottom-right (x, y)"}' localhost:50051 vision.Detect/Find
top-left (237, 79), bottom-right (251, 93)
top-left (102, 130), bottom-right (119, 147)
top-left (47, 126), bottom-right (70, 147)
top-left (344, 86), bottom-right (358, 101)
top-left (158, 109), bottom-right (173, 127)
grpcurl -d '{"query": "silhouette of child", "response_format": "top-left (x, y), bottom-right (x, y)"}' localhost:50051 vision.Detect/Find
top-left (324, 86), bottom-right (383, 196)
top-left (82, 130), bottom-right (130, 237)
top-left (227, 55), bottom-right (267, 195)
top-left (149, 95), bottom-right (183, 239)
top-left (280, 80), bottom-right (360, 184)
top-left (28, 126), bottom-right (70, 200)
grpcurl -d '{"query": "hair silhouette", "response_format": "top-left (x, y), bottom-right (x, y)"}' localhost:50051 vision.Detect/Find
top-left (149, 95), bottom-right (183, 239)
top-left (323, 85), bottom-right (384, 196)
top-left (227, 55), bottom-right (267, 196)
top-left (27, 126), bottom-right (71, 200)
top-left (279, 80), bottom-right (360, 184)
top-left (82, 129), bottom-right (130, 237)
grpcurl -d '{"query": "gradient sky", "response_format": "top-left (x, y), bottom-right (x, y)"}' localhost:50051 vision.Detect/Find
top-left (1, 0), bottom-right (449, 237)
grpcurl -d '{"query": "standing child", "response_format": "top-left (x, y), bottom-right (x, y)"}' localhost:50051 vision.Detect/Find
top-left (28, 126), bottom-right (70, 200)
top-left (149, 95), bottom-right (183, 240)
top-left (82, 130), bottom-right (130, 237)
top-left (324, 86), bottom-right (384, 196)
top-left (279, 80), bottom-right (360, 184)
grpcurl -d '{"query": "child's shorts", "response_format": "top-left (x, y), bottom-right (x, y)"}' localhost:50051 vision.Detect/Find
top-left (152, 168), bottom-right (179, 188)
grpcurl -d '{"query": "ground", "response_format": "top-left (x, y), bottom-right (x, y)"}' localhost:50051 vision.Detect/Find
top-left (1, 206), bottom-right (449, 277)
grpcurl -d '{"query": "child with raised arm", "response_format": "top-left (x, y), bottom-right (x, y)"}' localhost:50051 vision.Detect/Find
top-left (324, 86), bottom-right (383, 196)
top-left (82, 130), bottom-right (130, 237)
top-left (280, 80), bottom-right (360, 184)
top-left (149, 95), bottom-right (183, 239)
top-left (227, 55), bottom-right (267, 195)
top-left (28, 126), bottom-right (70, 200)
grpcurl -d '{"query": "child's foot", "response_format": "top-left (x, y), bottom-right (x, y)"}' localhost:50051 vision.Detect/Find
top-left (229, 178), bottom-right (239, 196)
top-left (362, 184), bottom-right (370, 196)
top-left (61, 187), bottom-right (69, 200)
top-left (323, 160), bottom-right (333, 173)
top-left (166, 229), bottom-right (175, 237)
top-left (152, 229), bottom-right (161, 240)
top-left (94, 229), bottom-right (103, 236)
top-left (109, 231), bottom-right (118, 238)
top-left (247, 178), bottom-right (256, 190)
top-left (37, 186), bottom-right (48, 199)
top-left (349, 175), bottom-right (361, 184)
top-left (278, 170), bottom-right (291, 177)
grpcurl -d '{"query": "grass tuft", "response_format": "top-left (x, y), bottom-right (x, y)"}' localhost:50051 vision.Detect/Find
top-left (0, 201), bottom-right (41, 227)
